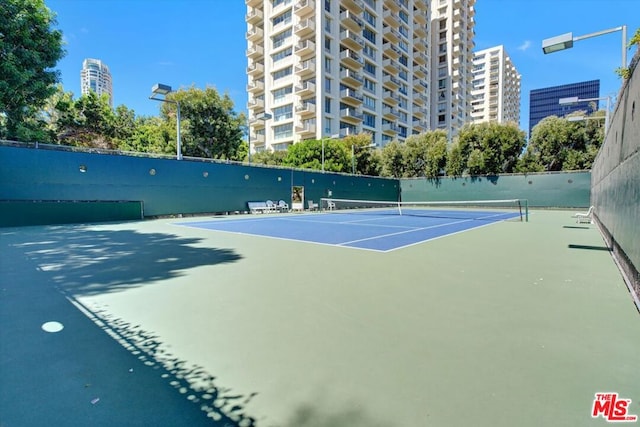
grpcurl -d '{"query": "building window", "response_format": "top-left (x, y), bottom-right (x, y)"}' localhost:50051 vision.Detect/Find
top-left (325, 36), bottom-right (331, 52)
top-left (363, 44), bottom-right (376, 60)
top-left (362, 27), bottom-right (376, 44)
top-left (325, 77), bottom-right (331, 92)
top-left (273, 104), bottom-right (293, 122)
top-left (364, 61), bottom-right (376, 76)
top-left (272, 47), bottom-right (292, 63)
top-left (272, 10), bottom-right (292, 27)
top-left (272, 29), bottom-right (292, 49)
top-left (325, 96), bottom-right (332, 113)
top-left (363, 9), bottom-right (375, 26)
top-left (438, 78), bottom-right (446, 89)
top-left (274, 123), bottom-right (293, 139)
top-left (273, 66), bottom-right (292, 81)
top-left (364, 78), bottom-right (376, 93)
top-left (325, 0), bottom-right (330, 12)
top-left (273, 0), bottom-right (291, 6)
top-left (325, 16), bottom-right (332, 32)
top-left (363, 94), bottom-right (376, 110)
top-left (273, 85), bottom-right (293, 103)
top-left (325, 56), bottom-right (332, 72)
top-left (363, 112), bottom-right (375, 127)
top-left (324, 117), bottom-right (332, 135)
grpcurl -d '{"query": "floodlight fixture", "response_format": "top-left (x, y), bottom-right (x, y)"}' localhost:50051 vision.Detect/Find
top-left (149, 83), bottom-right (182, 160)
top-left (542, 25), bottom-right (627, 68)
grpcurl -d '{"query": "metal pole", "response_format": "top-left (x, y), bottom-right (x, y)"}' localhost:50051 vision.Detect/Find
top-left (248, 119), bottom-right (251, 164)
top-left (176, 101), bottom-right (182, 160)
top-left (352, 145), bottom-right (355, 174)
top-left (322, 137), bottom-right (325, 173)
top-left (605, 96), bottom-right (610, 134)
top-left (622, 25), bottom-right (627, 69)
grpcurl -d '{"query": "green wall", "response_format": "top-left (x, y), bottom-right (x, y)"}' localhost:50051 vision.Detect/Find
top-left (400, 172), bottom-right (591, 207)
top-left (0, 144), bottom-right (398, 226)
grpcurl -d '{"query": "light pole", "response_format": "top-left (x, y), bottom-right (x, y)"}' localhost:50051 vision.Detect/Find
top-left (322, 133), bottom-right (340, 173)
top-left (542, 25), bottom-right (627, 69)
top-left (351, 143), bottom-right (376, 175)
top-left (150, 83), bottom-right (182, 160)
top-left (559, 95), bottom-right (611, 133)
top-left (247, 112), bottom-right (272, 164)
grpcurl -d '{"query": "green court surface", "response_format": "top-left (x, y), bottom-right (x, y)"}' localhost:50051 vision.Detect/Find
top-left (1, 210), bottom-right (639, 426)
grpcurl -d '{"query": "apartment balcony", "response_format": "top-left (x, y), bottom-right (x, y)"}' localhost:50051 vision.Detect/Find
top-left (383, 26), bottom-right (401, 43)
top-left (245, 0), bottom-right (261, 7)
top-left (294, 39), bottom-right (315, 57)
top-left (413, 79), bottom-right (428, 91)
top-left (412, 104), bottom-right (426, 116)
top-left (414, 0), bottom-right (427, 9)
top-left (382, 122), bottom-right (399, 134)
top-left (413, 64), bottom-right (427, 77)
top-left (413, 52), bottom-right (427, 65)
top-left (247, 25), bottom-right (264, 42)
top-left (246, 8), bottom-right (263, 24)
top-left (382, 105), bottom-right (399, 119)
top-left (382, 58), bottom-right (400, 74)
top-left (340, 107), bottom-right (363, 123)
top-left (340, 30), bottom-right (364, 51)
top-left (382, 42), bottom-right (401, 59)
top-left (295, 60), bottom-right (316, 77)
top-left (246, 44), bottom-right (264, 58)
top-left (340, 88), bottom-right (363, 105)
top-left (383, 9), bottom-right (400, 28)
top-left (294, 18), bottom-right (315, 36)
top-left (295, 80), bottom-right (316, 96)
top-left (248, 97), bottom-right (265, 108)
top-left (412, 118), bottom-right (427, 131)
top-left (340, 9), bottom-right (364, 32)
top-left (246, 79), bottom-right (264, 93)
top-left (414, 25), bottom-right (427, 38)
top-left (340, 68), bottom-right (364, 86)
top-left (294, 0), bottom-right (314, 15)
top-left (295, 119), bottom-right (316, 137)
top-left (383, 0), bottom-right (400, 12)
top-left (252, 134), bottom-right (265, 145)
top-left (247, 61), bottom-right (264, 76)
top-left (413, 12), bottom-right (427, 26)
top-left (383, 74), bottom-right (400, 90)
top-left (295, 101), bottom-right (316, 116)
top-left (339, 49), bottom-right (364, 69)
top-left (383, 90), bottom-right (399, 105)
top-left (343, 0), bottom-right (364, 13)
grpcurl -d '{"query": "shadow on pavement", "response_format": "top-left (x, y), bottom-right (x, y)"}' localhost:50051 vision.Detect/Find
top-left (0, 224), bottom-right (258, 426)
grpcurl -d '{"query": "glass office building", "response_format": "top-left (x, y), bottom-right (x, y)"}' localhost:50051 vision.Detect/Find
top-left (529, 80), bottom-right (600, 136)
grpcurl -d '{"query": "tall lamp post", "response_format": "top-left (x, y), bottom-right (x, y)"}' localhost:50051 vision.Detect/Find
top-left (150, 83), bottom-right (182, 160)
top-left (542, 25), bottom-right (628, 69)
top-left (351, 143), bottom-right (376, 175)
top-left (559, 95), bottom-right (611, 133)
top-left (322, 133), bottom-right (340, 173)
top-left (247, 112), bottom-right (272, 164)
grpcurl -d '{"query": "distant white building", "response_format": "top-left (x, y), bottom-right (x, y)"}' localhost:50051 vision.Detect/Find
top-left (80, 58), bottom-right (113, 107)
top-left (470, 45), bottom-right (520, 124)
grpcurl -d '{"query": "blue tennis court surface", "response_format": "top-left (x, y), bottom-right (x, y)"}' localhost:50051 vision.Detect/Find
top-left (178, 209), bottom-right (521, 252)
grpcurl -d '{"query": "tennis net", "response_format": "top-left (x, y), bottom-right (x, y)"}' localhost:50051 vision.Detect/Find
top-left (319, 198), bottom-right (528, 222)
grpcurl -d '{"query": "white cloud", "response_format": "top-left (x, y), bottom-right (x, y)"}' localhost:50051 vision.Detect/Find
top-left (518, 40), bottom-right (531, 51)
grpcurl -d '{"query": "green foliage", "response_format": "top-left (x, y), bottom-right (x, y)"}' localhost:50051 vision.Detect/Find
top-left (402, 130), bottom-right (448, 178)
top-left (53, 91), bottom-right (117, 148)
top-left (446, 122), bottom-right (526, 176)
top-left (342, 133), bottom-right (376, 175)
top-left (380, 140), bottom-right (406, 178)
top-left (162, 86), bottom-right (245, 159)
top-left (522, 113), bottom-right (604, 172)
top-left (250, 149), bottom-right (287, 166)
top-left (282, 138), bottom-right (350, 172)
top-left (0, 0), bottom-right (65, 140)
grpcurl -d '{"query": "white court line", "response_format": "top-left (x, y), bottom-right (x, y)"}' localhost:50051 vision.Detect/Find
top-left (337, 219), bottom-right (472, 246)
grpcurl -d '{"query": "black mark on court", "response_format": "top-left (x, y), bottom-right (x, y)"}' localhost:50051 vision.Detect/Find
top-left (568, 244), bottom-right (612, 252)
top-left (563, 226), bottom-right (591, 229)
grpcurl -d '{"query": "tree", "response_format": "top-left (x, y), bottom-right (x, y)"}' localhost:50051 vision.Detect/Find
top-left (380, 140), bottom-right (406, 178)
top-left (402, 130), bottom-right (448, 178)
top-left (160, 86), bottom-right (245, 159)
top-left (446, 122), bottom-right (526, 176)
top-left (522, 112), bottom-right (604, 172)
top-left (282, 139), bottom-right (350, 172)
top-left (342, 133), bottom-right (376, 175)
top-left (118, 116), bottom-right (175, 155)
top-left (53, 91), bottom-right (116, 148)
top-left (0, 0), bottom-right (64, 140)
top-left (250, 149), bottom-right (287, 166)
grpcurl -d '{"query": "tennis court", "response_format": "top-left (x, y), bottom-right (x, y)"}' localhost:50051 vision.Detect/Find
top-left (178, 202), bottom-right (523, 252)
top-left (2, 208), bottom-right (639, 427)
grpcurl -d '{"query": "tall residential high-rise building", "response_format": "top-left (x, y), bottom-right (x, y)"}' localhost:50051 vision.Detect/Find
top-left (80, 58), bottom-right (113, 107)
top-left (470, 45), bottom-right (521, 125)
top-left (245, 0), bottom-right (476, 152)
top-left (529, 79), bottom-right (600, 136)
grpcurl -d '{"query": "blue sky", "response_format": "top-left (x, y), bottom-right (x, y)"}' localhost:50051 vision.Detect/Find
top-left (45, 0), bottom-right (638, 132)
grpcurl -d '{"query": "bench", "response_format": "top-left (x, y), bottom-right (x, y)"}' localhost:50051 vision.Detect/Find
top-left (247, 201), bottom-right (273, 214)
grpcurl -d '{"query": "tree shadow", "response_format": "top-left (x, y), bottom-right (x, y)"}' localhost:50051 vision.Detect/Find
top-left (568, 244), bottom-right (612, 251)
top-left (0, 224), bottom-right (256, 426)
top-left (7, 224), bottom-right (242, 296)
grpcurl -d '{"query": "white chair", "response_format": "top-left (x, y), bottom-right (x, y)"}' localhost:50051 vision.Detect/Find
top-left (265, 200), bottom-right (277, 213)
top-left (326, 200), bottom-right (336, 211)
top-left (277, 200), bottom-right (289, 212)
top-left (573, 206), bottom-right (594, 224)
top-left (307, 200), bottom-right (318, 211)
